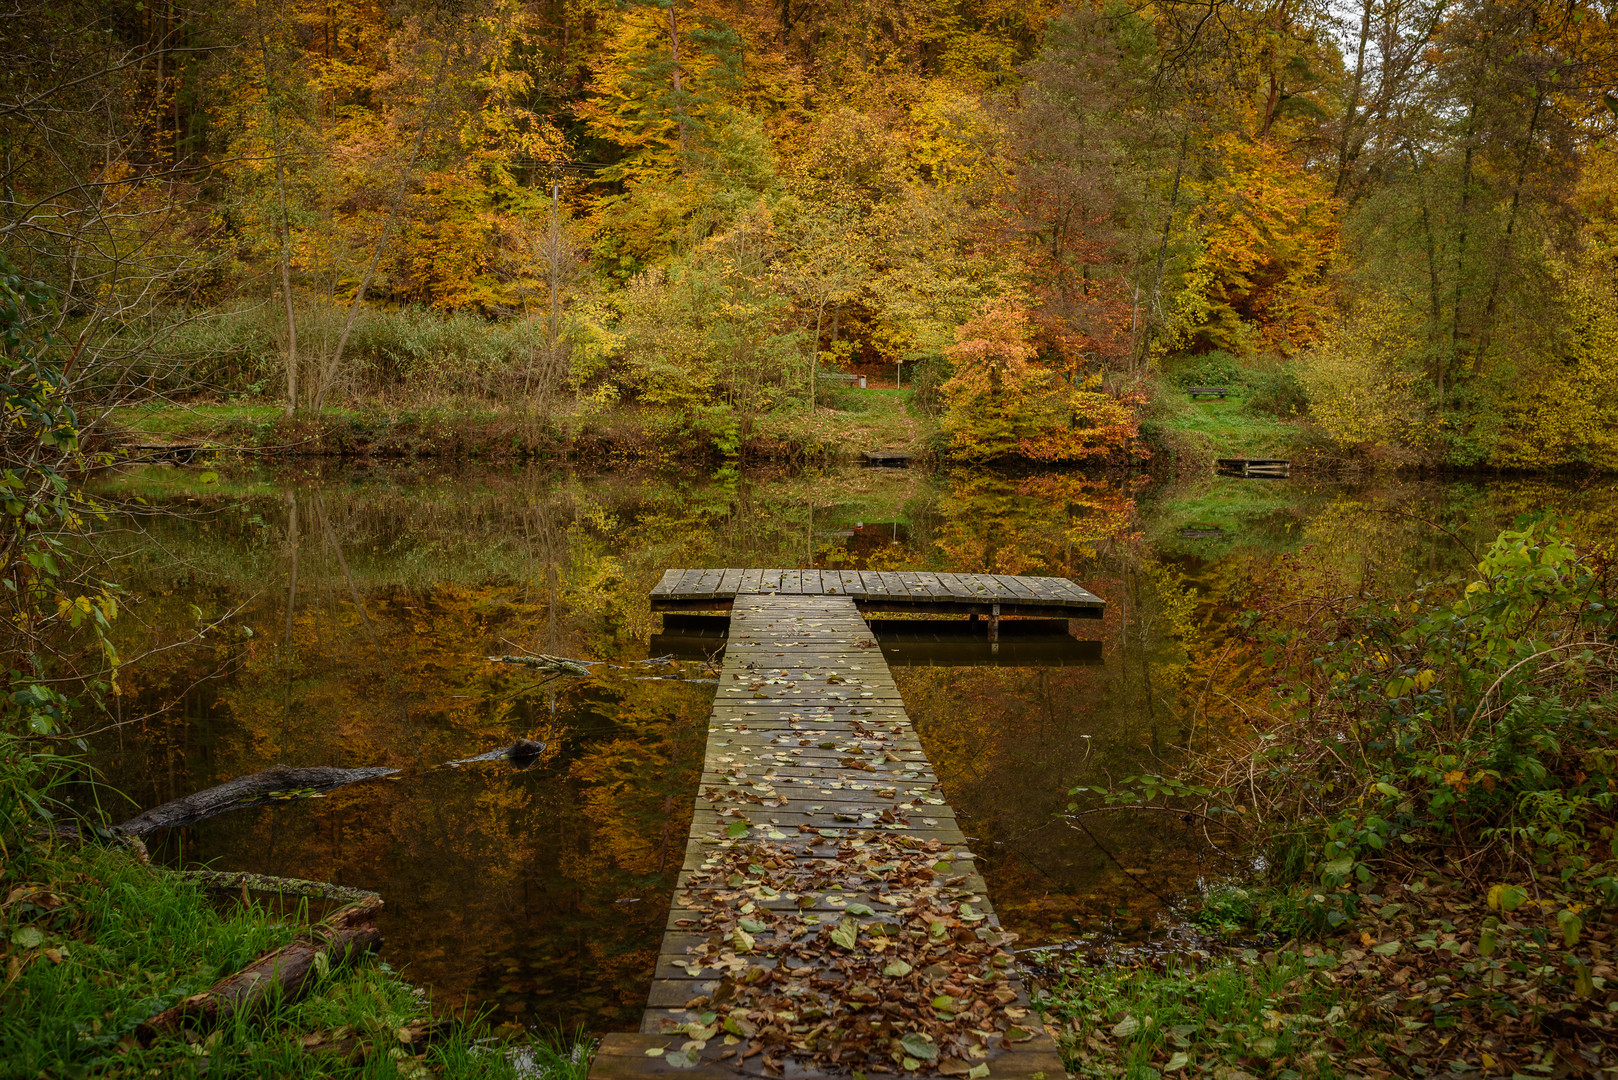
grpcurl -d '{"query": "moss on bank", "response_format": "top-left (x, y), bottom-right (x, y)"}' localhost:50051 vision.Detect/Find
top-left (0, 842), bottom-right (588, 1078)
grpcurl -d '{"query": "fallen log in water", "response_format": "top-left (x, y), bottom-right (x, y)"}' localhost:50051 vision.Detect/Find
top-left (115, 764), bottom-right (399, 837)
top-left (170, 869), bottom-right (379, 904)
top-left (447, 738), bottom-right (548, 767)
top-left (137, 897), bottom-right (383, 1044)
top-left (487, 653), bottom-right (592, 676)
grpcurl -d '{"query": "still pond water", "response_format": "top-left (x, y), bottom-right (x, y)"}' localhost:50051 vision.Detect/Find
top-left (85, 462), bottom-right (1618, 1035)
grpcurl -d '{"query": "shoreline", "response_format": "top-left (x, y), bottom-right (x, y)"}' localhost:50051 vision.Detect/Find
top-left (96, 401), bottom-right (1618, 478)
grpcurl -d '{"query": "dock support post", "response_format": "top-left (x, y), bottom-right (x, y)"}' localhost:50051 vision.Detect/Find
top-left (988, 603), bottom-right (999, 650)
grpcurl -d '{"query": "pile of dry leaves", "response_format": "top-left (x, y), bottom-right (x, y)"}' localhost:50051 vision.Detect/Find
top-left (659, 836), bottom-right (1039, 1075)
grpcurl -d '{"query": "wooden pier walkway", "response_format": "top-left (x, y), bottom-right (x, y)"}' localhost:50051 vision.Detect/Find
top-left (591, 581), bottom-right (1089, 1080)
top-left (650, 569), bottom-right (1103, 628)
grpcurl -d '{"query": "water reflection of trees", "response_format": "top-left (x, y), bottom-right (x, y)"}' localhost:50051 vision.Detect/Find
top-left (908, 471), bottom-right (1618, 946)
top-left (86, 465), bottom-right (1618, 1021)
top-left (94, 465), bottom-right (946, 1031)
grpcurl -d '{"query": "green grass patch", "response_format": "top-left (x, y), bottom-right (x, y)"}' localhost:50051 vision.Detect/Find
top-left (0, 844), bottom-right (582, 1078)
top-left (110, 402), bottom-right (290, 439)
top-left (1149, 394), bottom-right (1308, 461)
top-left (1032, 947), bottom-right (1360, 1079)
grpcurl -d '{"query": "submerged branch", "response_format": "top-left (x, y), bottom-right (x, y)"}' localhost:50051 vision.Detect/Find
top-left (487, 653), bottom-right (592, 677)
top-left (167, 869), bottom-right (379, 904)
top-left (115, 765), bottom-right (399, 837)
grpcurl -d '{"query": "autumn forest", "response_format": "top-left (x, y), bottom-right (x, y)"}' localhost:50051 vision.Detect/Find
top-left (4, 0), bottom-right (1618, 467)
top-left (7, 1), bottom-right (1618, 1078)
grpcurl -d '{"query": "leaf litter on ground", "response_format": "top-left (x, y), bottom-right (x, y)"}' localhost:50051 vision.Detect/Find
top-left (662, 835), bottom-right (1029, 1076)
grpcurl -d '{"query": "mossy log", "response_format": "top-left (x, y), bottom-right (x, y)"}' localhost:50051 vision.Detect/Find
top-left (171, 869), bottom-right (379, 904)
top-left (487, 653), bottom-right (592, 676)
top-left (115, 764), bottom-right (399, 837)
top-left (136, 897), bottom-right (383, 1043)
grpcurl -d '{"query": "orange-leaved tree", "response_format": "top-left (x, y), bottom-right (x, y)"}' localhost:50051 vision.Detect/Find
top-left (941, 299), bottom-right (1145, 462)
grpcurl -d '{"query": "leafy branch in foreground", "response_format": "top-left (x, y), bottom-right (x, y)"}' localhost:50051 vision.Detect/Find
top-left (2, 255), bottom-right (122, 852)
top-left (1051, 519), bottom-right (1618, 1077)
top-left (1075, 519), bottom-right (1618, 917)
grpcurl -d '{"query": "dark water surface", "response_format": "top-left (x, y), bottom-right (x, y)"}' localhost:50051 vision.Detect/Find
top-left (82, 462), bottom-right (1618, 1035)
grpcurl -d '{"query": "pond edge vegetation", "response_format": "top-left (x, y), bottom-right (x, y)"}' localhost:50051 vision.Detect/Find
top-left (1039, 519), bottom-right (1618, 1077)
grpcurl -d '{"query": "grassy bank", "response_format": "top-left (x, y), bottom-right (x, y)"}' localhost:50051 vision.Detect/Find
top-left (1142, 389), bottom-right (1317, 467)
top-left (0, 837), bottom-right (589, 1078)
top-left (99, 390), bottom-right (931, 465)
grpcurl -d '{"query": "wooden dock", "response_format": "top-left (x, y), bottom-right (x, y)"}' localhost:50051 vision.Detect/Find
top-left (591, 586), bottom-right (1080, 1080)
top-left (650, 569), bottom-right (1103, 624)
top-left (1215, 457), bottom-right (1289, 478)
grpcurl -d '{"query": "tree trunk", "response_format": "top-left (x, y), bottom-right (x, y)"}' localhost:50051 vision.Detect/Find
top-left (1473, 88), bottom-right (1545, 365)
top-left (667, 0), bottom-right (688, 169)
top-left (1332, 0), bottom-right (1373, 200)
top-left (1137, 129), bottom-right (1190, 370)
top-left (137, 898), bottom-right (382, 1044)
top-left (115, 764), bottom-right (399, 837)
top-left (1450, 105), bottom-right (1478, 359)
top-left (1416, 167), bottom-right (1445, 406)
top-left (255, 2), bottom-right (299, 418)
top-left (810, 301), bottom-right (824, 413)
top-left (315, 46), bottom-right (450, 412)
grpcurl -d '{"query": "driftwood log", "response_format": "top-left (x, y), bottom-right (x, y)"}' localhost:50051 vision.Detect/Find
top-left (137, 897), bottom-right (383, 1044)
top-left (115, 764), bottom-right (399, 837)
top-left (171, 869), bottom-right (379, 904)
top-left (447, 739), bottom-right (548, 767)
top-left (487, 653), bottom-right (591, 676)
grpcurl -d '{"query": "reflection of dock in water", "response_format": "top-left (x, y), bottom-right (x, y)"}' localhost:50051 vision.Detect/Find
top-left (652, 614), bottom-right (1104, 668)
top-left (594, 572), bottom-right (1103, 1080)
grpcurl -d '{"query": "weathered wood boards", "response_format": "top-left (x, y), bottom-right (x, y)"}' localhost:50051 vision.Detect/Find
top-left (649, 569), bottom-right (1104, 620)
top-left (1214, 458), bottom-right (1290, 478)
top-left (593, 594), bottom-right (1062, 1080)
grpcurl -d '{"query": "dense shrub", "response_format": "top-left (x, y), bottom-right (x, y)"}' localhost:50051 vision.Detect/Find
top-left (1167, 349), bottom-right (1244, 388)
top-left (1242, 362), bottom-right (1308, 417)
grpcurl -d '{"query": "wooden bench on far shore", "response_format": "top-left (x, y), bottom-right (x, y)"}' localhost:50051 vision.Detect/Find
top-left (1188, 386), bottom-right (1230, 399)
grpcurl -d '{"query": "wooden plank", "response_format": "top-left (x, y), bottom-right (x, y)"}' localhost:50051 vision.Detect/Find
top-left (694, 568), bottom-right (724, 595)
top-left (931, 571), bottom-right (965, 601)
top-left (801, 568), bottom-right (824, 595)
top-left (860, 569), bottom-right (899, 605)
top-left (991, 573), bottom-right (1039, 601)
top-left (968, 573), bottom-right (1007, 601)
top-left (649, 569), bottom-right (681, 597)
top-left (877, 571), bottom-right (912, 599)
top-left (1020, 576), bottom-right (1062, 604)
top-left (591, 1033), bottom-right (1069, 1080)
top-left (717, 568), bottom-right (744, 596)
top-left (673, 568), bottom-right (707, 596)
top-left (835, 569), bottom-right (864, 598)
top-left (1058, 580), bottom-right (1105, 606)
top-left (757, 569), bottom-right (783, 592)
top-left (736, 568), bottom-right (763, 594)
top-left (780, 569), bottom-right (802, 594)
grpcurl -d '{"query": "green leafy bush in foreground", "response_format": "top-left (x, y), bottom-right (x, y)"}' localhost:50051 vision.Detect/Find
top-left (1056, 520), bottom-right (1618, 1076)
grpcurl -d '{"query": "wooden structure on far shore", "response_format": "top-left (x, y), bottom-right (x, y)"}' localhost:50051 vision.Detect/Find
top-left (1216, 457), bottom-right (1290, 478)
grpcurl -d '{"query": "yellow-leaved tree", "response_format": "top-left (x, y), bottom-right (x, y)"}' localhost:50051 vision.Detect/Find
top-left (941, 299), bottom-right (1143, 462)
top-left (1295, 290), bottom-right (1433, 452)
top-left (1490, 150), bottom-right (1618, 470)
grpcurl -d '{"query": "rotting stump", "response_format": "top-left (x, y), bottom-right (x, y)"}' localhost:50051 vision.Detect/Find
top-left (590, 578), bottom-right (1100, 1080)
